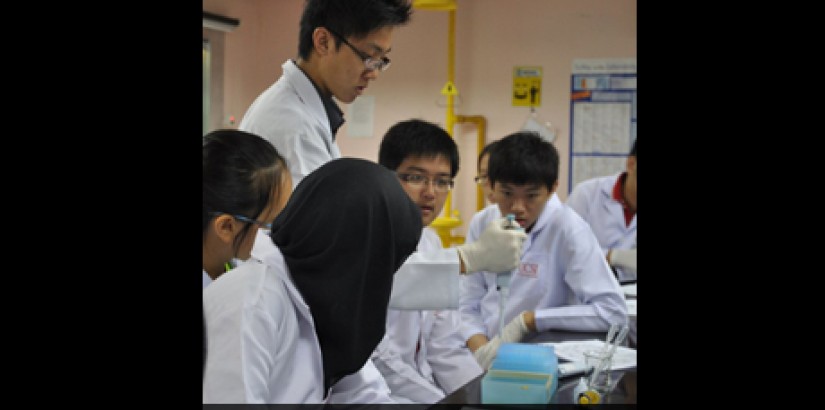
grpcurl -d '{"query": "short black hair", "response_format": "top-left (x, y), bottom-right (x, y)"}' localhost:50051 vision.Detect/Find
top-left (298, 0), bottom-right (413, 60)
top-left (478, 140), bottom-right (498, 171)
top-left (378, 119), bottom-right (459, 177)
top-left (487, 131), bottom-right (558, 191)
top-left (629, 138), bottom-right (636, 157)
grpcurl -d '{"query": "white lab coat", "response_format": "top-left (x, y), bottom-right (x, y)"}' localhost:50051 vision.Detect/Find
top-left (239, 60), bottom-right (342, 187)
top-left (202, 269), bottom-right (212, 289)
top-left (252, 229), bottom-right (461, 311)
top-left (202, 251), bottom-right (395, 403)
top-left (566, 172), bottom-right (637, 281)
top-left (459, 195), bottom-right (628, 341)
top-left (371, 228), bottom-right (483, 403)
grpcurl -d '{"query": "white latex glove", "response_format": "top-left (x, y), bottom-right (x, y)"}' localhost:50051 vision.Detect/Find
top-left (472, 336), bottom-right (501, 370)
top-left (609, 248), bottom-right (637, 273)
top-left (500, 311), bottom-right (531, 343)
top-left (472, 313), bottom-right (531, 369)
top-left (457, 217), bottom-right (527, 273)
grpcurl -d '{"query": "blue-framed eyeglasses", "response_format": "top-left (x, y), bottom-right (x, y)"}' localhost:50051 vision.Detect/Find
top-left (326, 28), bottom-right (391, 72)
top-left (210, 212), bottom-right (272, 230)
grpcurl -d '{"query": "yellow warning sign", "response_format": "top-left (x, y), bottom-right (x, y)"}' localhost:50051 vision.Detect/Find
top-left (512, 66), bottom-right (542, 107)
top-left (441, 81), bottom-right (459, 96)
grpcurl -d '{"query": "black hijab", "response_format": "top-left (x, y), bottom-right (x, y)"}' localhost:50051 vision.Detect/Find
top-left (270, 158), bottom-right (422, 393)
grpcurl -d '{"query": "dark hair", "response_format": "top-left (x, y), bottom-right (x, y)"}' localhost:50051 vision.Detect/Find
top-left (487, 131), bottom-right (559, 190)
top-left (378, 118), bottom-right (459, 177)
top-left (298, 0), bottom-right (413, 60)
top-left (478, 140), bottom-right (498, 171)
top-left (629, 138), bottom-right (636, 157)
top-left (203, 129), bottom-right (288, 252)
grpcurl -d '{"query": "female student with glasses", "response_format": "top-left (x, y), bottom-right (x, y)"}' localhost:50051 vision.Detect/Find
top-left (202, 129), bottom-right (291, 288)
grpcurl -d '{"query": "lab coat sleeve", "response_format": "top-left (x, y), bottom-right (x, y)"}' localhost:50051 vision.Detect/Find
top-left (327, 360), bottom-right (397, 404)
top-left (388, 249), bottom-right (460, 310)
top-left (459, 212), bottom-right (492, 341)
top-left (371, 336), bottom-right (447, 403)
top-left (426, 311), bottom-right (484, 395)
top-left (533, 221), bottom-right (629, 333)
top-left (565, 181), bottom-right (592, 221)
top-left (203, 263), bottom-right (295, 404)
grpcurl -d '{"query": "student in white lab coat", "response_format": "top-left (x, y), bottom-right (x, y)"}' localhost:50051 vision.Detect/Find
top-left (203, 158), bottom-right (423, 403)
top-left (371, 119), bottom-right (485, 403)
top-left (459, 131), bottom-right (629, 369)
top-left (566, 139), bottom-right (637, 282)
top-left (474, 140), bottom-right (499, 206)
top-left (202, 129), bottom-right (292, 381)
top-left (239, 0), bottom-right (413, 187)
top-left (202, 129), bottom-right (291, 289)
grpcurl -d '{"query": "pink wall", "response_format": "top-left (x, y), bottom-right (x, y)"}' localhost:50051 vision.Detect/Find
top-left (203, 0), bottom-right (636, 238)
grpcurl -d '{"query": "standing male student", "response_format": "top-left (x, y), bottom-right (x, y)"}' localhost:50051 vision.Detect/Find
top-left (244, 0), bottom-right (523, 319)
top-left (240, 0), bottom-right (414, 187)
top-left (372, 119), bottom-right (484, 403)
top-left (459, 131), bottom-right (628, 369)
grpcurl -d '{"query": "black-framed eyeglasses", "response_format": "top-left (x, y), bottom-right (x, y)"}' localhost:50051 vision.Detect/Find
top-left (209, 212), bottom-right (272, 230)
top-left (474, 175), bottom-right (488, 184)
top-left (326, 28), bottom-right (391, 72)
top-left (397, 173), bottom-right (454, 193)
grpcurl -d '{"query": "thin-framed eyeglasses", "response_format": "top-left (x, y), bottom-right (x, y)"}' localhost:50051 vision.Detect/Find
top-left (397, 173), bottom-right (454, 193)
top-left (209, 212), bottom-right (272, 230)
top-left (474, 175), bottom-right (488, 184)
top-left (326, 27), bottom-right (391, 71)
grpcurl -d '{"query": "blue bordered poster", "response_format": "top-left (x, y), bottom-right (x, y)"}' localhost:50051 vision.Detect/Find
top-left (568, 58), bottom-right (636, 193)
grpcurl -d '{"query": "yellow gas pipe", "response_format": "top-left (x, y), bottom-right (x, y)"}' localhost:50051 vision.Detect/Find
top-left (415, 0), bottom-right (487, 248)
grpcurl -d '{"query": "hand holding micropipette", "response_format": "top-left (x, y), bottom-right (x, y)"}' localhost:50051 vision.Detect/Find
top-left (456, 215), bottom-right (526, 274)
top-left (496, 214), bottom-right (524, 336)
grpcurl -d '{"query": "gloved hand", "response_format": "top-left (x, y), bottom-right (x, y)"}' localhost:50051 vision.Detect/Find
top-left (472, 312), bottom-right (531, 369)
top-left (608, 248), bottom-right (637, 273)
top-left (472, 336), bottom-right (501, 370)
top-left (457, 217), bottom-right (527, 273)
top-left (500, 311), bottom-right (531, 343)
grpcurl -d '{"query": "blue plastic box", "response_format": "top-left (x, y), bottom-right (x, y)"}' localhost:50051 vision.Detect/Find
top-left (481, 343), bottom-right (558, 404)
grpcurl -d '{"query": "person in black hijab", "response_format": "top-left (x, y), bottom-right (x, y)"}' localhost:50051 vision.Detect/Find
top-left (271, 157), bottom-right (422, 393)
top-left (203, 157), bottom-right (422, 403)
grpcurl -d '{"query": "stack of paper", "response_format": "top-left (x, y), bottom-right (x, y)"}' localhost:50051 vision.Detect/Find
top-left (540, 340), bottom-right (636, 371)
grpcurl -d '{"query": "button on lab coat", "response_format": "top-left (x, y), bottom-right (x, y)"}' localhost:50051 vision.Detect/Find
top-left (240, 59), bottom-right (341, 187)
top-left (202, 252), bottom-right (395, 403)
top-left (371, 228), bottom-right (483, 403)
top-left (566, 172), bottom-right (637, 281)
top-left (459, 196), bottom-right (628, 341)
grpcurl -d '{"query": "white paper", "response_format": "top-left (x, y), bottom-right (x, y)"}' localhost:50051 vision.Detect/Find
top-left (621, 284), bottom-right (637, 297)
top-left (625, 299), bottom-right (636, 316)
top-left (540, 339), bottom-right (636, 371)
top-left (346, 95), bottom-right (374, 138)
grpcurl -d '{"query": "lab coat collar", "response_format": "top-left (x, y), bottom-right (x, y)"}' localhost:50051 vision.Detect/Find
top-left (599, 173), bottom-right (628, 222)
top-left (283, 60), bottom-right (333, 138)
top-left (522, 194), bottom-right (561, 252)
top-left (270, 248), bottom-right (316, 327)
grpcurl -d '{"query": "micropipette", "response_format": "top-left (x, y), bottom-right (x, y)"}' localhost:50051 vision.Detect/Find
top-left (497, 213), bottom-right (522, 338)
